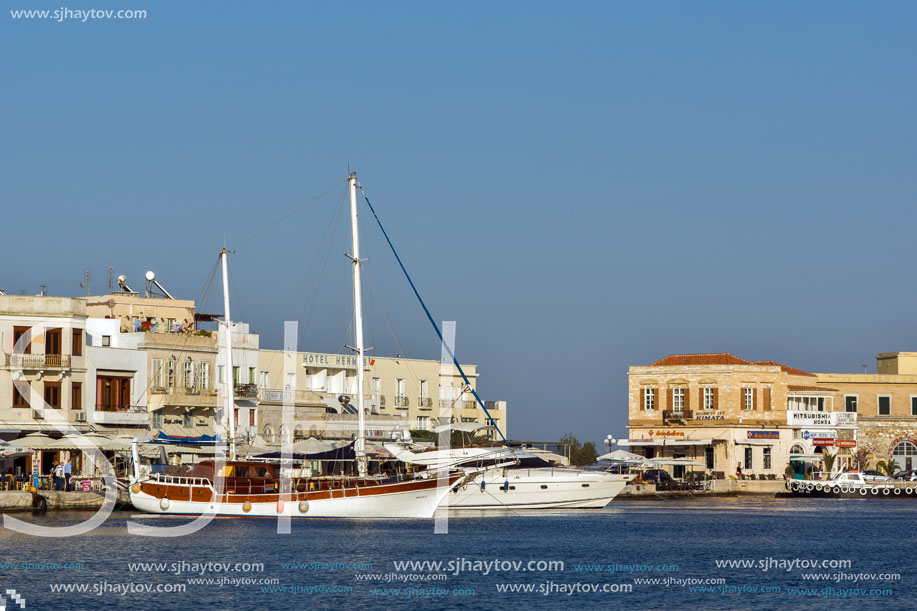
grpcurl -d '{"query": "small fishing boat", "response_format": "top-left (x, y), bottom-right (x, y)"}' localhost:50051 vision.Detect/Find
top-left (785, 471), bottom-right (917, 498)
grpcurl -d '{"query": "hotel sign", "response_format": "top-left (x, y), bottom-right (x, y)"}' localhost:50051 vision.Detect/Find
top-left (787, 411), bottom-right (857, 427)
top-left (747, 430), bottom-right (779, 440)
top-left (696, 411), bottom-right (724, 421)
top-left (301, 352), bottom-right (370, 369)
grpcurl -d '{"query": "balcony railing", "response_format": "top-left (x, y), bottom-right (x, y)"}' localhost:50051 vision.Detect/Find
top-left (234, 383), bottom-right (259, 399)
top-left (462, 400), bottom-right (477, 409)
top-left (439, 399), bottom-right (453, 409)
top-left (260, 388), bottom-right (324, 405)
top-left (663, 409), bottom-right (692, 421)
top-left (394, 395), bottom-right (409, 408)
top-left (5, 354), bottom-right (71, 370)
top-left (95, 404), bottom-right (148, 414)
top-left (418, 397), bottom-right (433, 408)
top-left (151, 386), bottom-right (217, 407)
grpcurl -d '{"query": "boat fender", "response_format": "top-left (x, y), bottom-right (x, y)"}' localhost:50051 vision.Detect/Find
top-left (480, 480), bottom-right (486, 492)
top-left (243, 500), bottom-right (252, 512)
top-left (882, 488), bottom-right (890, 496)
top-left (806, 483), bottom-right (814, 491)
top-left (859, 487), bottom-right (867, 496)
top-left (907, 487), bottom-right (914, 495)
top-left (894, 487), bottom-right (901, 495)
top-left (298, 500), bottom-right (309, 514)
top-left (502, 480), bottom-right (509, 492)
top-left (32, 493), bottom-right (47, 514)
top-left (160, 497), bottom-right (170, 511)
top-left (871, 488), bottom-right (879, 496)
top-left (840, 486), bottom-right (849, 494)
top-left (815, 484), bottom-right (823, 492)
top-left (131, 483), bottom-right (141, 494)
top-left (277, 499), bottom-right (285, 513)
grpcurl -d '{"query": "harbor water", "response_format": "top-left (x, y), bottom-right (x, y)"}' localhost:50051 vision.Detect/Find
top-left (0, 497), bottom-right (911, 609)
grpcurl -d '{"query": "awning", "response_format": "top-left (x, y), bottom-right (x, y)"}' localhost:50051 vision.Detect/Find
top-left (736, 439), bottom-right (776, 446)
top-left (620, 439), bottom-right (714, 447)
top-left (149, 432), bottom-right (223, 446)
top-left (790, 454), bottom-right (823, 460)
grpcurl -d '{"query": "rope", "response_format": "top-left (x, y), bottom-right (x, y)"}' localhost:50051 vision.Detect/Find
top-left (359, 186), bottom-right (508, 447)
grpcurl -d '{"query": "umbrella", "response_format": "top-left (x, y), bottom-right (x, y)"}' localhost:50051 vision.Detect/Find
top-left (432, 422), bottom-right (490, 434)
top-left (16, 433), bottom-right (55, 449)
top-left (652, 458), bottom-right (705, 467)
top-left (598, 449), bottom-right (647, 462)
top-left (0, 439), bottom-right (32, 457)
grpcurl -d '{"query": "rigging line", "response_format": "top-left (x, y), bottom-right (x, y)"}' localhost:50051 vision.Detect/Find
top-left (231, 178), bottom-right (347, 251)
top-left (364, 273), bottom-right (423, 402)
top-left (287, 188), bottom-right (347, 322)
top-left (297, 192), bottom-right (348, 347)
top-left (359, 186), bottom-right (508, 447)
top-left (228, 259), bottom-right (245, 326)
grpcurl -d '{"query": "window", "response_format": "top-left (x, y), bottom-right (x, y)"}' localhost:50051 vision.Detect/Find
top-left (152, 358), bottom-right (164, 388)
top-left (200, 362), bottom-right (210, 389)
top-left (260, 371), bottom-right (269, 388)
top-left (672, 388), bottom-right (684, 413)
top-left (744, 447), bottom-right (753, 470)
top-left (233, 366), bottom-right (240, 385)
top-left (72, 382), bottom-right (82, 410)
top-left (743, 387), bottom-right (755, 410)
top-left (762, 387), bottom-right (772, 411)
top-left (168, 359), bottom-right (177, 387)
top-left (72, 329), bottom-right (83, 356)
top-left (234, 408), bottom-right (239, 423)
top-left (45, 328), bottom-right (62, 355)
top-left (183, 413), bottom-right (193, 429)
top-left (263, 424), bottom-right (275, 444)
top-left (98, 376), bottom-right (131, 410)
top-left (419, 379), bottom-right (429, 398)
top-left (703, 388), bottom-right (715, 410)
top-left (763, 447), bottom-right (772, 470)
top-left (184, 361), bottom-right (194, 388)
top-left (845, 395), bottom-right (857, 413)
top-left (44, 382), bottom-right (61, 409)
top-left (396, 378), bottom-right (405, 397)
top-left (217, 365), bottom-right (225, 384)
top-left (892, 441), bottom-right (917, 472)
top-left (912, 397), bottom-right (917, 417)
top-left (878, 395), bottom-right (891, 416)
top-left (102, 335), bottom-right (111, 347)
top-left (249, 409), bottom-right (255, 427)
top-left (12, 326), bottom-right (32, 353)
top-left (372, 377), bottom-right (381, 396)
top-left (704, 446), bottom-right (714, 470)
top-left (643, 388), bottom-right (655, 411)
top-left (416, 416), bottom-right (430, 430)
top-left (12, 382), bottom-right (30, 408)
top-left (249, 367), bottom-right (256, 384)
top-left (152, 411), bottom-right (162, 429)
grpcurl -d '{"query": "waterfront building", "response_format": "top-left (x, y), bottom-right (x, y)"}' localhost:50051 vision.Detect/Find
top-left (0, 295), bottom-right (90, 475)
top-left (625, 353), bottom-right (856, 478)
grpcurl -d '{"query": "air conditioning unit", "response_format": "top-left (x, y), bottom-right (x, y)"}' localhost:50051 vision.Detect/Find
top-left (74, 411), bottom-right (87, 422)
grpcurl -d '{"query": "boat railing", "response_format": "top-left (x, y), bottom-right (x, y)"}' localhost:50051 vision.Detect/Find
top-left (148, 473), bottom-right (213, 487)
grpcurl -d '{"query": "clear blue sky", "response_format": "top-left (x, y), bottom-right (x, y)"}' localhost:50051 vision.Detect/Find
top-left (3, 2), bottom-right (916, 445)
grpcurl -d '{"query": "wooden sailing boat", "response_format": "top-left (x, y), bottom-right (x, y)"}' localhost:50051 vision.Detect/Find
top-left (129, 173), bottom-right (462, 518)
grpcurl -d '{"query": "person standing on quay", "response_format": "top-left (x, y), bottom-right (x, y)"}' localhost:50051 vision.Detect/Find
top-left (53, 461), bottom-right (63, 490)
top-left (64, 458), bottom-right (72, 491)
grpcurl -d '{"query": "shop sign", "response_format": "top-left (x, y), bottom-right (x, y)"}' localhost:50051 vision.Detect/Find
top-left (802, 430), bottom-right (836, 440)
top-left (648, 429), bottom-right (685, 437)
top-left (695, 411), bottom-right (724, 421)
top-left (787, 411), bottom-right (857, 427)
top-left (812, 439), bottom-right (835, 446)
top-left (835, 440), bottom-right (857, 448)
top-left (747, 430), bottom-right (779, 440)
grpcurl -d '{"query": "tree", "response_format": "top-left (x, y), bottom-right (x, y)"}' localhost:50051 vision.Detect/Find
top-left (560, 433), bottom-right (598, 466)
top-left (876, 459), bottom-right (900, 476)
top-left (821, 450), bottom-right (837, 477)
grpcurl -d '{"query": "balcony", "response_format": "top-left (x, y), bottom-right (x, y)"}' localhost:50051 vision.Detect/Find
top-left (378, 395), bottom-right (386, 407)
top-left (462, 400), bottom-right (477, 409)
top-left (663, 409), bottom-right (692, 423)
top-left (234, 383), bottom-right (259, 400)
top-left (394, 395), bottom-right (409, 408)
top-left (418, 397), bottom-right (433, 409)
top-left (5, 353), bottom-right (71, 370)
top-left (93, 405), bottom-right (149, 426)
top-left (151, 386), bottom-right (218, 408)
top-left (439, 399), bottom-right (453, 409)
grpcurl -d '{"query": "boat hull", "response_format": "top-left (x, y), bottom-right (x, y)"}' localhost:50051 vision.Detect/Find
top-left (441, 468), bottom-right (632, 510)
top-left (130, 476), bottom-right (459, 518)
top-left (785, 479), bottom-right (917, 499)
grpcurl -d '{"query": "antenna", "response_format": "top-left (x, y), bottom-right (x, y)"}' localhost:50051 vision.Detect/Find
top-left (108, 262), bottom-right (113, 294)
top-left (79, 269), bottom-right (90, 296)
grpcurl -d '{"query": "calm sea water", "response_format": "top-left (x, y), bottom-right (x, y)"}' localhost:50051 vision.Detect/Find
top-left (0, 497), bottom-right (912, 610)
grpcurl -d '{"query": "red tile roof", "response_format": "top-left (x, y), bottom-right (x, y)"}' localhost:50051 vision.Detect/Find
top-left (649, 353), bottom-right (815, 376)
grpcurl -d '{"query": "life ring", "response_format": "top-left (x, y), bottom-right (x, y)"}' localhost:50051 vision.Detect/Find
top-left (882, 487), bottom-right (890, 496)
top-left (871, 487), bottom-right (879, 496)
top-left (894, 487), bottom-right (901, 495)
top-left (815, 484), bottom-right (823, 492)
top-left (907, 487), bottom-right (914, 495)
top-left (840, 486), bottom-right (850, 494)
top-left (32, 494), bottom-right (48, 514)
top-left (859, 487), bottom-right (867, 496)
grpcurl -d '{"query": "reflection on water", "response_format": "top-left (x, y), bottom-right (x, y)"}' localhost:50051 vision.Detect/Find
top-left (1, 498), bottom-right (913, 610)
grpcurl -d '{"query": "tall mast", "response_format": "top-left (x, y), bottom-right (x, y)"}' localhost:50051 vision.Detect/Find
top-left (220, 248), bottom-right (237, 460)
top-left (348, 172), bottom-right (367, 476)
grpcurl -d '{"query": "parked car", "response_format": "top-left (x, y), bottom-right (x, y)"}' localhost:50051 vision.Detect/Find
top-left (893, 470), bottom-right (917, 481)
top-left (641, 469), bottom-right (673, 484)
top-left (860, 470), bottom-right (893, 482)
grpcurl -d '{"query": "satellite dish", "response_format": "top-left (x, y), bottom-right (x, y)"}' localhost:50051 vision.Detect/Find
top-left (117, 275), bottom-right (127, 285)
top-left (145, 271), bottom-right (155, 281)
